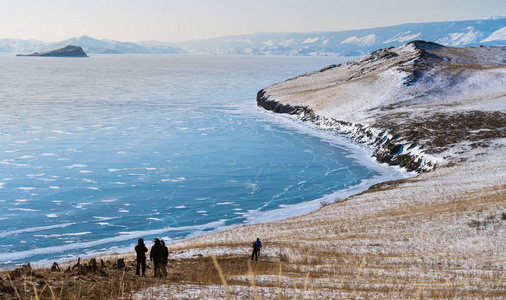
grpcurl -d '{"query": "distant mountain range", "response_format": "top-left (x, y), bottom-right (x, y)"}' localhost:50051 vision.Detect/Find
top-left (172, 16), bottom-right (506, 56)
top-left (0, 35), bottom-right (187, 55)
top-left (2, 16), bottom-right (505, 56)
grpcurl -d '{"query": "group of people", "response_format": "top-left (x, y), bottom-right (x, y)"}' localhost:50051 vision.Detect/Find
top-left (135, 237), bottom-right (263, 277)
top-left (135, 237), bottom-right (168, 277)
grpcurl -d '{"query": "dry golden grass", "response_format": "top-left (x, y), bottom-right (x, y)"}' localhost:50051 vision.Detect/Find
top-left (0, 258), bottom-right (177, 299)
top-left (159, 156), bottom-right (506, 299)
top-left (1, 152), bottom-right (505, 299)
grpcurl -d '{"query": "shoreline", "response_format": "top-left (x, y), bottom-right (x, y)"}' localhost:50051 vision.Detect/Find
top-left (0, 95), bottom-right (412, 269)
top-left (0, 110), bottom-right (409, 270)
top-left (3, 142), bottom-right (504, 298)
top-left (256, 90), bottom-right (442, 173)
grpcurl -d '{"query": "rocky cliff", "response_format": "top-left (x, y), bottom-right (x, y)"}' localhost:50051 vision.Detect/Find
top-left (258, 41), bottom-right (506, 172)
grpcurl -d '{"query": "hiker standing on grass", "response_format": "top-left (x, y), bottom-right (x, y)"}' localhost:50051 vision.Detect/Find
top-left (256, 238), bottom-right (262, 256)
top-left (135, 238), bottom-right (148, 276)
top-left (251, 241), bottom-right (260, 261)
top-left (150, 238), bottom-right (164, 277)
top-left (161, 240), bottom-right (169, 277)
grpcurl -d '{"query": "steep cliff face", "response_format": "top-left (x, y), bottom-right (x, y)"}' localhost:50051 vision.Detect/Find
top-left (258, 41), bottom-right (506, 172)
top-left (257, 91), bottom-right (434, 172)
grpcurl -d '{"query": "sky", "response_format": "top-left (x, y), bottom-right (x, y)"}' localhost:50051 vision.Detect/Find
top-left (0, 0), bottom-right (505, 42)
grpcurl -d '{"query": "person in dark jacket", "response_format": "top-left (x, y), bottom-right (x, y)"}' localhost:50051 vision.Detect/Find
top-left (160, 240), bottom-right (169, 277)
top-left (251, 241), bottom-right (260, 261)
top-left (256, 238), bottom-right (262, 256)
top-left (135, 238), bottom-right (148, 276)
top-left (150, 238), bottom-right (164, 277)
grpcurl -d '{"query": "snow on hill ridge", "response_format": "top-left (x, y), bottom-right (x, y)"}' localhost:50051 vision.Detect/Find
top-left (481, 26), bottom-right (506, 43)
top-left (173, 17), bottom-right (506, 56)
top-left (257, 41), bottom-right (506, 172)
top-left (341, 34), bottom-right (377, 47)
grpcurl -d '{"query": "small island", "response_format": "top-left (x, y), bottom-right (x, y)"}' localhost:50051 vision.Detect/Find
top-left (17, 45), bottom-right (88, 57)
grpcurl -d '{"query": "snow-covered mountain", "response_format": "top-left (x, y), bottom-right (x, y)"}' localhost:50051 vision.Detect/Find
top-left (0, 38), bottom-right (47, 53)
top-left (0, 35), bottom-right (187, 54)
top-left (257, 41), bottom-right (506, 171)
top-left (174, 16), bottom-right (506, 56)
top-left (2, 17), bottom-right (505, 56)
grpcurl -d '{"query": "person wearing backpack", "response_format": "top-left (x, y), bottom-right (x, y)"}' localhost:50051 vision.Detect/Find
top-left (251, 241), bottom-right (260, 261)
top-left (135, 238), bottom-right (148, 276)
top-left (256, 238), bottom-right (262, 256)
top-left (150, 238), bottom-right (164, 277)
top-left (160, 240), bottom-right (169, 277)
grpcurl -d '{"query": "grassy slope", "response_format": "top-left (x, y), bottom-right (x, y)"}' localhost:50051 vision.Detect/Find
top-left (159, 145), bottom-right (506, 299)
top-left (4, 152), bottom-right (503, 299)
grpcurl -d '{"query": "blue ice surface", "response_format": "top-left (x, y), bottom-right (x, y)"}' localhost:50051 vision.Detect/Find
top-left (0, 53), bottom-right (406, 266)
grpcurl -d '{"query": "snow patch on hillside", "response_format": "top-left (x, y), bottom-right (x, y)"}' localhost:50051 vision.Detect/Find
top-left (238, 38), bottom-right (253, 44)
top-left (341, 34), bottom-right (377, 46)
top-left (437, 26), bottom-right (482, 46)
top-left (481, 26), bottom-right (506, 43)
top-left (279, 39), bottom-right (295, 46)
top-left (302, 37), bottom-right (321, 44)
top-left (384, 31), bottom-right (421, 43)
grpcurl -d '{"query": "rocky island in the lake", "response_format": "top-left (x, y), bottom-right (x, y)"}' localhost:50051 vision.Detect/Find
top-left (16, 45), bottom-right (88, 57)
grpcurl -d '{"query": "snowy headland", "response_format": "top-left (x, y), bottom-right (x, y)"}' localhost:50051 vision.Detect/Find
top-left (157, 41), bottom-right (506, 298)
top-left (258, 41), bottom-right (506, 172)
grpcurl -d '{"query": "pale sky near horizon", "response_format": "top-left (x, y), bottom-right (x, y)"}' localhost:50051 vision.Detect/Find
top-left (1, 0), bottom-right (505, 43)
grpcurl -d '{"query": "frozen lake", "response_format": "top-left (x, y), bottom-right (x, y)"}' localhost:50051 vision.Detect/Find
top-left (0, 54), bottom-right (405, 266)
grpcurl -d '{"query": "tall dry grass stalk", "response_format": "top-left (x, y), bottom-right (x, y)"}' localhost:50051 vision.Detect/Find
top-left (303, 271), bottom-right (310, 297)
top-left (7, 274), bottom-right (21, 299)
top-left (247, 260), bottom-right (260, 300)
top-left (34, 286), bottom-right (40, 300)
top-left (415, 273), bottom-right (425, 300)
top-left (354, 255), bottom-right (366, 285)
top-left (212, 255), bottom-right (231, 299)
